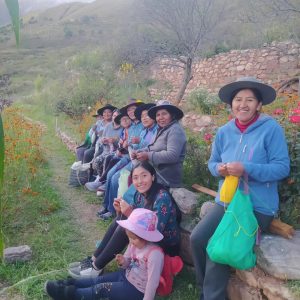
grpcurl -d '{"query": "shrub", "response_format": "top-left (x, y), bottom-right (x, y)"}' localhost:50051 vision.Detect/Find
top-left (183, 130), bottom-right (218, 190)
top-left (263, 93), bottom-right (300, 227)
top-left (186, 89), bottom-right (220, 115)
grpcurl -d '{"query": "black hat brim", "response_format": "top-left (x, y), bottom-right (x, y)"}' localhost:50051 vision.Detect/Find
top-left (148, 105), bottom-right (184, 120)
top-left (219, 80), bottom-right (276, 105)
top-left (120, 101), bottom-right (144, 114)
top-left (134, 103), bottom-right (156, 121)
top-left (114, 113), bottom-right (130, 125)
top-left (97, 104), bottom-right (117, 116)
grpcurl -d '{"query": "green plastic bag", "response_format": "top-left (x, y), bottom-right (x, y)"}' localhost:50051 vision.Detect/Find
top-left (207, 188), bottom-right (258, 270)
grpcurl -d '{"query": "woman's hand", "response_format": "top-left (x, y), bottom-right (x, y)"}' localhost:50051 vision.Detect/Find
top-left (116, 149), bottom-right (122, 157)
top-left (113, 197), bottom-right (122, 214)
top-left (136, 151), bottom-right (149, 161)
top-left (130, 150), bottom-right (137, 159)
top-left (115, 254), bottom-right (125, 266)
top-left (108, 137), bottom-right (115, 144)
top-left (101, 137), bottom-right (109, 144)
top-left (131, 136), bottom-right (140, 144)
top-left (218, 163), bottom-right (229, 177)
top-left (120, 199), bottom-right (132, 216)
top-left (226, 162), bottom-right (244, 177)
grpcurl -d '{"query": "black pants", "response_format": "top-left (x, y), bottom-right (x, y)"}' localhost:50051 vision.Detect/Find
top-left (99, 156), bottom-right (120, 182)
top-left (190, 204), bottom-right (273, 300)
top-left (83, 147), bottom-right (95, 164)
top-left (93, 218), bottom-right (129, 270)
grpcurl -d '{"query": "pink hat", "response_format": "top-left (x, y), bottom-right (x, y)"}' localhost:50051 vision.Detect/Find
top-left (117, 208), bottom-right (163, 242)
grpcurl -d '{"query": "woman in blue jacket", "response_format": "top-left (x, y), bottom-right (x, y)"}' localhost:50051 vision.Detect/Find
top-left (190, 77), bottom-right (290, 300)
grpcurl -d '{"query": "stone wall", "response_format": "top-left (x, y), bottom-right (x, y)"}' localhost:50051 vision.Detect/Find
top-left (149, 41), bottom-right (300, 100)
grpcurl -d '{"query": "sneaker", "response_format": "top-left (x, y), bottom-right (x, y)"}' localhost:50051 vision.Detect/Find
top-left (44, 280), bottom-right (75, 299)
top-left (98, 211), bottom-right (114, 220)
top-left (96, 190), bottom-right (104, 197)
top-left (85, 178), bottom-right (102, 192)
top-left (96, 207), bottom-right (108, 217)
top-left (68, 266), bottom-right (103, 279)
top-left (68, 256), bottom-right (93, 269)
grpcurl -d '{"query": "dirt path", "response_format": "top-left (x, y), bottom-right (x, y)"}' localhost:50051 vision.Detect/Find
top-left (45, 131), bottom-right (103, 251)
top-left (0, 130), bottom-right (103, 300)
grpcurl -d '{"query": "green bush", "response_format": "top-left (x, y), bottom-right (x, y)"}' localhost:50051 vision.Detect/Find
top-left (279, 124), bottom-right (300, 228)
top-left (183, 130), bottom-right (218, 190)
top-left (187, 89), bottom-right (220, 115)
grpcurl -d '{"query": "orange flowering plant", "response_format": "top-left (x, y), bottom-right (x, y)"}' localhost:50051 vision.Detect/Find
top-left (0, 108), bottom-right (53, 248)
top-left (0, 113), bottom-right (4, 259)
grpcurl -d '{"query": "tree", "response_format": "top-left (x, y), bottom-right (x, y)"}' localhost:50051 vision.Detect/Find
top-left (138, 0), bottom-right (227, 104)
top-left (255, 0), bottom-right (300, 16)
top-left (243, 0), bottom-right (300, 42)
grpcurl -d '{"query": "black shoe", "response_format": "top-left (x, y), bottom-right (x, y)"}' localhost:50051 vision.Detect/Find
top-left (96, 208), bottom-right (108, 217)
top-left (56, 278), bottom-right (75, 286)
top-left (44, 281), bottom-right (75, 300)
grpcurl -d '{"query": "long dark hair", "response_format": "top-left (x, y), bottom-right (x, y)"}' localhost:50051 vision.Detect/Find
top-left (131, 161), bottom-right (182, 222)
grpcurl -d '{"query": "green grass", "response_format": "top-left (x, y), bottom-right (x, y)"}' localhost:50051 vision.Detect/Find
top-left (287, 280), bottom-right (300, 299)
top-left (0, 102), bottom-right (201, 299)
top-left (0, 108), bottom-right (88, 299)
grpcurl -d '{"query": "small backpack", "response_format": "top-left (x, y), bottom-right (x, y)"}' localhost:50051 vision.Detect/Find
top-left (145, 247), bottom-right (184, 296)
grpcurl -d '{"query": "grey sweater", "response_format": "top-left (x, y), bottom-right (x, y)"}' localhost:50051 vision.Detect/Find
top-left (147, 121), bottom-right (187, 187)
top-left (101, 122), bottom-right (123, 154)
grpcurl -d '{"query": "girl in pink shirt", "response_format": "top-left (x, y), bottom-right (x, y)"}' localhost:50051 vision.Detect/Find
top-left (44, 208), bottom-right (164, 300)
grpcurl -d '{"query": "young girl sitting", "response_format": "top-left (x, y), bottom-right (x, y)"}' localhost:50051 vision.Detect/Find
top-left (44, 208), bottom-right (164, 300)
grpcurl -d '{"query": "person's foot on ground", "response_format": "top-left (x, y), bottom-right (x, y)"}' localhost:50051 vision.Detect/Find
top-left (96, 184), bottom-right (106, 197)
top-left (44, 280), bottom-right (75, 300)
top-left (85, 179), bottom-right (103, 192)
top-left (68, 256), bottom-right (93, 269)
top-left (98, 211), bottom-right (114, 220)
top-left (68, 266), bottom-right (103, 279)
top-left (96, 207), bottom-right (108, 217)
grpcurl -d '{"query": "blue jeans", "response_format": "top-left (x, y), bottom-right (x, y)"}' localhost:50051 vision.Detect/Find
top-left (123, 183), bottom-right (136, 205)
top-left (103, 157), bottom-right (130, 213)
top-left (74, 269), bottom-right (144, 300)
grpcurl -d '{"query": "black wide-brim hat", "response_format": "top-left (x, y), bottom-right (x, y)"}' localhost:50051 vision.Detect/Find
top-left (134, 103), bottom-right (156, 121)
top-left (148, 100), bottom-right (184, 120)
top-left (114, 112), bottom-right (130, 125)
top-left (93, 104), bottom-right (117, 117)
top-left (218, 77), bottom-right (276, 105)
top-left (120, 99), bottom-right (144, 114)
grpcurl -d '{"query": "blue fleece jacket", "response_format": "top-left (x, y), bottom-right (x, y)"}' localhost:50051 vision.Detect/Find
top-left (208, 114), bottom-right (290, 216)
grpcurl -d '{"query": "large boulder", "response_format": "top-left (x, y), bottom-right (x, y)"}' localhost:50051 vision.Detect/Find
top-left (170, 188), bottom-right (197, 215)
top-left (256, 230), bottom-right (300, 280)
top-left (228, 268), bottom-right (297, 300)
top-left (179, 217), bottom-right (199, 265)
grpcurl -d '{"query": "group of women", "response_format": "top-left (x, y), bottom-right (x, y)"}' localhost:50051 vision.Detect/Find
top-left (47, 77), bottom-right (290, 300)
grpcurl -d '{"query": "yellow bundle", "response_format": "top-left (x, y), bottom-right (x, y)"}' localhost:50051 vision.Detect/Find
top-left (220, 175), bottom-right (239, 203)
